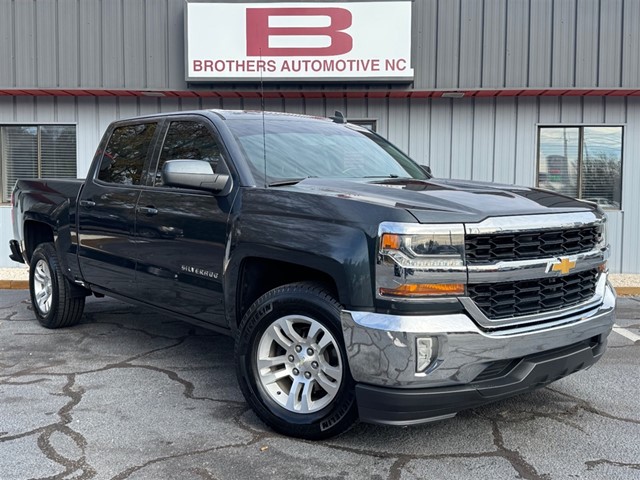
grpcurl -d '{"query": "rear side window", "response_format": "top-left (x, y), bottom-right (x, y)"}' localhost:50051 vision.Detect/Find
top-left (97, 123), bottom-right (157, 185)
top-left (155, 121), bottom-right (225, 187)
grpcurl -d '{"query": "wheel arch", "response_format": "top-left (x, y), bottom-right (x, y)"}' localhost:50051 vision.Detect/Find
top-left (225, 247), bottom-right (351, 332)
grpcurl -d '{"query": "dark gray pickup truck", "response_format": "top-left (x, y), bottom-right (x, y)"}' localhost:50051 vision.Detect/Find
top-left (10, 110), bottom-right (615, 439)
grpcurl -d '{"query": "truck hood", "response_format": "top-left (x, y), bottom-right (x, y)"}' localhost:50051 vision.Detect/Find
top-left (288, 177), bottom-right (599, 223)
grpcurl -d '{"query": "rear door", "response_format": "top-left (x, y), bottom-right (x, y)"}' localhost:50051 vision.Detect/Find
top-left (77, 121), bottom-right (160, 295)
top-left (134, 117), bottom-right (236, 326)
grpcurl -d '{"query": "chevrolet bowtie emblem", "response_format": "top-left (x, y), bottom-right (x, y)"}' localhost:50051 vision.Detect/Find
top-left (550, 257), bottom-right (576, 275)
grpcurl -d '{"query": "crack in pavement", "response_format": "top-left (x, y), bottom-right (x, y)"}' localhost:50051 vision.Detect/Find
top-left (34, 374), bottom-right (97, 480)
top-left (585, 458), bottom-right (640, 472)
top-left (547, 387), bottom-right (640, 425)
top-left (109, 438), bottom-right (267, 480)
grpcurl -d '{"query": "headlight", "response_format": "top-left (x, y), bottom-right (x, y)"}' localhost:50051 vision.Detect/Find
top-left (597, 218), bottom-right (607, 250)
top-left (377, 222), bottom-right (466, 298)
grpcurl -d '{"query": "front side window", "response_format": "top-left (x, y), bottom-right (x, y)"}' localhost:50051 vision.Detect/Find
top-left (155, 121), bottom-right (225, 187)
top-left (537, 126), bottom-right (623, 209)
top-left (97, 123), bottom-right (157, 185)
top-left (0, 125), bottom-right (76, 203)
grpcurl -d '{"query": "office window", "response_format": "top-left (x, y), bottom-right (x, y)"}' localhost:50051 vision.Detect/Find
top-left (537, 126), bottom-right (623, 209)
top-left (348, 119), bottom-right (377, 132)
top-left (0, 125), bottom-right (77, 203)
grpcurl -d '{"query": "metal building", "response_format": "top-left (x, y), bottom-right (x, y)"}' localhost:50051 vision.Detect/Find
top-left (0, 0), bottom-right (638, 272)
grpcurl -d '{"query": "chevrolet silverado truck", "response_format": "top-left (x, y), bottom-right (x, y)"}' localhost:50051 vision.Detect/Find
top-left (9, 110), bottom-right (616, 439)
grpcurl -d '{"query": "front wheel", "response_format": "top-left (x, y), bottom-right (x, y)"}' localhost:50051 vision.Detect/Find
top-left (29, 243), bottom-right (85, 329)
top-left (235, 282), bottom-right (357, 439)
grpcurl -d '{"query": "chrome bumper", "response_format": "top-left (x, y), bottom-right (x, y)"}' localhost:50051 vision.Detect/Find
top-left (340, 281), bottom-right (616, 389)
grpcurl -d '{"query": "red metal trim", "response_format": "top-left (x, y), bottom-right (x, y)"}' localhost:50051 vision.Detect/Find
top-left (0, 87), bottom-right (639, 99)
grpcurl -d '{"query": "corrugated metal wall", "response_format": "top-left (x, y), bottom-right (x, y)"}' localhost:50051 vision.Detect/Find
top-left (0, 0), bottom-right (638, 91)
top-left (0, 94), bottom-right (635, 271)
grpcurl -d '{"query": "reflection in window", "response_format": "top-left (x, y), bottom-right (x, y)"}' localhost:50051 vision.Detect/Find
top-left (155, 121), bottom-right (224, 187)
top-left (98, 123), bottom-right (157, 185)
top-left (537, 126), bottom-right (622, 209)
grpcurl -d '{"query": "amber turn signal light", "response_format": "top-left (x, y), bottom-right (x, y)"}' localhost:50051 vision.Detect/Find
top-left (381, 233), bottom-right (401, 250)
top-left (379, 283), bottom-right (465, 297)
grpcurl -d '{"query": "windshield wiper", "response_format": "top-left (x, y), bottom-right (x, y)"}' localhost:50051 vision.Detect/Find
top-left (267, 176), bottom-right (315, 187)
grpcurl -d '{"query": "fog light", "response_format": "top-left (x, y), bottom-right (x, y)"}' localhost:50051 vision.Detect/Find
top-left (416, 337), bottom-right (438, 373)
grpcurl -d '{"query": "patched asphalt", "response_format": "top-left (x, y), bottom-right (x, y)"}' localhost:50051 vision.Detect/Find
top-left (1, 291), bottom-right (639, 480)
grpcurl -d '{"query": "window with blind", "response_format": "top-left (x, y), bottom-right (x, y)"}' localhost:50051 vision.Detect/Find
top-left (537, 126), bottom-right (623, 210)
top-left (0, 125), bottom-right (77, 203)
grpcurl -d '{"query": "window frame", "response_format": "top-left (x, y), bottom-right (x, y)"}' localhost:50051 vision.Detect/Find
top-left (347, 118), bottom-right (377, 132)
top-left (0, 122), bottom-right (78, 203)
top-left (92, 119), bottom-right (162, 189)
top-left (146, 115), bottom-right (235, 193)
top-left (535, 123), bottom-right (624, 210)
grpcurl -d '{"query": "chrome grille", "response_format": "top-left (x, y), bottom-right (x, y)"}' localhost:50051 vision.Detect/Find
top-left (468, 269), bottom-right (599, 320)
top-left (465, 225), bottom-right (602, 265)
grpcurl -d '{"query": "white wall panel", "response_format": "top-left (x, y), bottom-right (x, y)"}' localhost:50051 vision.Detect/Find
top-left (0, 97), bottom-right (14, 122)
top-left (471, 98), bottom-right (495, 181)
top-left (513, 97), bottom-right (537, 186)
top-left (388, 98), bottom-right (410, 153)
top-left (429, 99), bottom-right (452, 178)
top-left (450, 100), bottom-right (474, 179)
top-left (560, 97), bottom-right (583, 123)
top-left (407, 98), bottom-right (430, 166)
top-left (493, 98), bottom-right (516, 184)
top-left (35, 97), bottom-right (55, 123)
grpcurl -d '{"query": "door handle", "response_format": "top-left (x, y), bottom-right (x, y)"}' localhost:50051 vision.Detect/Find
top-left (137, 206), bottom-right (158, 216)
top-left (79, 200), bottom-right (96, 208)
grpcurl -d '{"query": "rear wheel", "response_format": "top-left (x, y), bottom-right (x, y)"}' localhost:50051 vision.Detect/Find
top-left (29, 243), bottom-right (85, 328)
top-left (235, 282), bottom-right (357, 439)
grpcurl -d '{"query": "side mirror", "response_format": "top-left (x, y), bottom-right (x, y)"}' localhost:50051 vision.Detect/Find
top-left (420, 164), bottom-right (432, 177)
top-left (162, 159), bottom-right (230, 193)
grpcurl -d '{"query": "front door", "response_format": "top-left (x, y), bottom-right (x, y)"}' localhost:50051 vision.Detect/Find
top-left (134, 118), bottom-right (236, 325)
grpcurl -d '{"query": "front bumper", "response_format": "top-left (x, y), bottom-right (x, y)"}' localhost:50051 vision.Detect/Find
top-left (340, 281), bottom-right (616, 425)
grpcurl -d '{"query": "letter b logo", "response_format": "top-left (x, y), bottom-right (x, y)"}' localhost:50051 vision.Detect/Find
top-left (246, 7), bottom-right (353, 56)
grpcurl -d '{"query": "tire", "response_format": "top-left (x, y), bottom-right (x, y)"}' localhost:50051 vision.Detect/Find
top-left (29, 243), bottom-right (85, 329)
top-left (235, 282), bottom-right (358, 440)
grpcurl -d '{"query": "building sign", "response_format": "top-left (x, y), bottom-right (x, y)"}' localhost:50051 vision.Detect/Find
top-left (185, 1), bottom-right (414, 82)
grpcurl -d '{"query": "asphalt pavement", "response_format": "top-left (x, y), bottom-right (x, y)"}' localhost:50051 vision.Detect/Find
top-left (0, 290), bottom-right (639, 480)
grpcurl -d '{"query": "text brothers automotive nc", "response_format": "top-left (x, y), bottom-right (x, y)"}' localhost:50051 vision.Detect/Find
top-left (186, 1), bottom-right (414, 82)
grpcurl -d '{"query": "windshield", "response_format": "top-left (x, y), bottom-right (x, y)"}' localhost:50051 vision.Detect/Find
top-left (225, 118), bottom-right (428, 185)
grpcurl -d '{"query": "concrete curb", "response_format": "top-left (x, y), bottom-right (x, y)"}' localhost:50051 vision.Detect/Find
top-left (0, 280), bottom-right (29, 289)
top-left (614, 287), bottom-right (640, 297)
top-left (1, 280), bottom-right (638, 297)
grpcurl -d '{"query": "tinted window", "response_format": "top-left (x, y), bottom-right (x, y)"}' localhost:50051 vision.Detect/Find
top-left (98, 123), bottom-right (157, 185)
top-left (155, 121), bottom-right (224, 187)
top-left (225, 118), bottom-right (427, 185)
